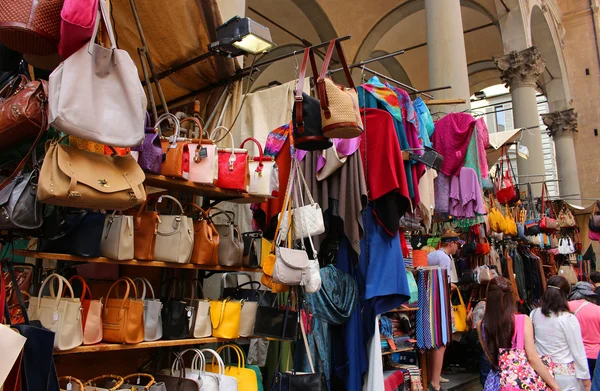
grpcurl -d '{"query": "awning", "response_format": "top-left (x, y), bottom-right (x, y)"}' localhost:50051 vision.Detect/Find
top-left (486, 128), bottom-right (522, 167)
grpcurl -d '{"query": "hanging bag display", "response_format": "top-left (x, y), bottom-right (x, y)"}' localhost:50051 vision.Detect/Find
top-left (131, 112), bottom-right (163, 174)
top-left (211, 209), bottom-right (243, 267)
top-left (102, 277), bottom-right (144, 344)
top-left (292, 46), bottom-right (331, 151)
top-left (187, 203), bottom-right (219, 266)
top-left (161, 279), bottom-right (191, 340)
top-left (488, 195), bottom-right (507, 233)
top-left (240, 137), bottom-right (278, 197)
top-left (67, 275), bottom-right (102, 345)
top-left (27, 273), bottom-right (84, 351)
top-left (316, 40), bottom-right (364, 139)
top-left (539, 183), bottom-right (559, 233)
top-left (100, 211), bottom-right (135, 260)
top-left (133, 277), bottom-right (162, 342)
top-left (184, 117), bottom-right (218, 184)
top-left (128, 199), bottom-right (160, 261)
top-left (49, 0), bottom-right (146, 147)
top-left (211, 126), bottom-right (248, 191)
top-left (209, 297), bottom-right (242, 339)
top-left (153, 195), bottom-right (194, 264)
top-left (495, 150), bottom-right (519, 204)
top-left (188, 279), bottom-right (211, 339)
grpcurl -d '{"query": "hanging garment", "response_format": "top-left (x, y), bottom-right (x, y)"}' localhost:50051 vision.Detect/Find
top-left (463, 129), bottom-right (482, 181)
top-left (413, 97), bottom-right (434, 148)
top-left (475, 118), bottom-right (490, 180)
top-left (418, 168), bottom-right (437, 233)
top-left (364, 315), bottom-right (385, 391)
top-left (432, 113), bottom-right (477, 176)
top-left (449, 167), bottom-right (486, 218)
top-left (511, 248), bottom-right (527, 301)
top-left (434, 173), bottom-right (451, 214)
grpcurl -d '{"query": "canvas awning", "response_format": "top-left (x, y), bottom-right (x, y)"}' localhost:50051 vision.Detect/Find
top-left (486, 128), bottom-right (522, 167)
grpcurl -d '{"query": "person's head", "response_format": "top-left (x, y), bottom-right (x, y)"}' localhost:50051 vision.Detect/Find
top-left (542, 275), bottom-right (571, 316)
top-left (568, 282), bottom-right (598, 302)
top-left (590, 271), bottom-right (600, 286)
top-left (440, 229), bottom-right (463, 255)
top-left (483, 276), bottom-right (516, 370)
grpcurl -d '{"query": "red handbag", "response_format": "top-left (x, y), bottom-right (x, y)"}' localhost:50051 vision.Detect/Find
top-left (539, 183), bottom-right (559, 233)
top-left (495, 150), bottom-right (519, 204)
top-left (211, 126), bottom-right (248, 191)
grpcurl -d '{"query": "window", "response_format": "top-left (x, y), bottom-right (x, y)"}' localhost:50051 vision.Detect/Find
top-left (495, 106), bottom-right (505, 132)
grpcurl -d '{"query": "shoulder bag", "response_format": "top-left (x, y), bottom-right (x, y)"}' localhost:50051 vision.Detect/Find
top-left (488, 195), bottom-right (507, 233)
top-left (240, 137), bottom-right (278, 197)
top-left (503, 205), bottom-right (518, 237)
top-left (558, 203), bottom-right (577, 228)
top-left (209, 297), bottom-right (242, 339)
top-left (38, 208), bottom-right (105, 257)
top-left (539, 184), bottom-right (559, 233)
top-left (37, 136), bottom-right (147, 210)
top-left (0, 157), bottom-right (43, 231)
top-left (48, 0), bottom-right (146, 148)
top-left (27, 273), bottom-right (84, 351)
top-left (186, 203), bottom-right (219, 266)
top-left (211, 209), bottom-right (243, 267)
top-left (67, 275), bottom-right (102, 345)
top-left (316, 40), bottom-right (363, 139)
top-left (200, 349), bottom-right (239, 390)
top-left (127, 200), bottom-right (159, 261)
top-left (161, 278), bottom-right (191, 340)
top-left (157, 113), bottom-right (189, 179)
top-left (102, 277), bottom-right (144, 344)
top-left (211, 126), bottom-right (248, 191)
top-left (132, 277), bottom-right (162, 342)
top-left (131, 112), bottom-right (163, 174)
top-left (100, 211), bottom-right (134, 260)
top-left (58, 0), bottom-right (97, 58)
top-left (153, 195), bottom-right (194, 264)
top-left (451, 289), bottom-right (468, 333)
top-left (210, 344), bottom-right (259, 391)
top-left (292, 47), bottom-right (331, 151)
top-left (495, 151), bottom-right (519, 205)
top-left (183, 117), bottom-right (218, 184)
top-left (187, 279), bottom-right (211, 338)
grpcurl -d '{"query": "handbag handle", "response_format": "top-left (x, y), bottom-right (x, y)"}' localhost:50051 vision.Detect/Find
top-left (154, 113), bottom-right (181, 148)
top-left (105, 278), bottom-right (137, 317)
top-left (211, 126), bottom-right (242, 171)
top-left (210, 298), bottom-right (230, 329)
top-left (133, 277), bottom-right (155, 300)
top-left (121, 374), bottom-right (156, 391)
top-left (220, 271), bottom-right (253, 297)
top-left (185, 203), bottom-right (210, 220)
top-left (165, 278), bottom-right (184, 301)
top-left (85, 374), bottom-right (124, 391)
top-left (200, 349), bottom-right (225, 375)
top-left (154, 195), bottom-right (185, 215)
top-left (67, 275), bottom-right (93, 301)
top-left (294, 47), bottom-right (319, 134)
top-left (210, 210), bottom-right (235, 224)
top-left (37, 274), bottom-right (74, 311)
top-left (240, 137), bottom-right (267, 172)
top-left (58, 376), bottom-right (85, 391)
top-left (316, 40), bottom-right (355, 117)
top-left (189, 278), bottom-right (206, 303)
top-left (215, 344), bottom-right (245, 370)
top-left (188, 348), bottom-right (207, 372)
top-left (171, 348), bottom-right (203, 376)
top-left (180, 117), bottom-right (204, 143)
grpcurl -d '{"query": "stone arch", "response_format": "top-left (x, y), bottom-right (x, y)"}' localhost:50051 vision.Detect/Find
top-left (494, 0), bottom-right (531, 52)
top-left (468, 60), bottom-right (501, 95)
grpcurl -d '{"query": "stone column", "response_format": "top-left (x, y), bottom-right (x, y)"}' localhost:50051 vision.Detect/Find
top-left (542, 109), bottom-right (581, 201)
top-left (494, 47), bottom-right (546, 196)
top-left (425, 0), bottom-right (471, 111)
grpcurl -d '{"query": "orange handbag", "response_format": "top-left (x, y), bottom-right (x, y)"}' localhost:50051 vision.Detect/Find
top-left (102, 277), bottom-right (144, 344)
top-left (158, 113), bottom-right (189, 179)
top-left (126, 200), bottom-right (160, 261)
top-left (187, 203), bottom-right (219, 266)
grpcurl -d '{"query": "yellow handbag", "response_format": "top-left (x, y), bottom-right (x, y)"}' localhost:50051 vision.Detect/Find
top-left (452, 289), bottom-right (468, 332)
top-left (206, 344), bottom-right (258, 391)
top-left (504, 205), bottom-right (518, 236)
top-left (488, 196), bottom-right (507, 233)
top-left (209, 298), bottom-right (241, 339)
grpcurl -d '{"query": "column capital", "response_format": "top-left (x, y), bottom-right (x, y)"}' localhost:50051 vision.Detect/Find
top-left (494, 46), bottom-right (546, 89)
top-left (542, 109), bottom-right (578, 139)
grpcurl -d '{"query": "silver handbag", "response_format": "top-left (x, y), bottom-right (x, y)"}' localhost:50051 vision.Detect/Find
top-left (0, 165), bottom-right (42, 230)
top-left (99, 212), bottom-right (134, 260)
top-left (133, 277), bottom-right (163, 342)
top-left (153, 195), bottom-right (194, 264)
top-left (212, 210), bottom-right (243, 267)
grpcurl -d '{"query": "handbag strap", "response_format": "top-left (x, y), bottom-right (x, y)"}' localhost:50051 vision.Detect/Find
top-left (105, 278), bottom-right (133, 315)
top-left (67, 275), bottom-right (93, 301)
top-left (121, 374), bottom-right (156, 390)
top-left (215, 344), bottom-right (245, 369)
top-left (133, 277), bottom-right (155, 300)
top-left (39, 273), bottom-right (74, 311)
top-left (220, 272), bottom-right (252, 297)
top-left (211, 298), bottom-right (230, 329)
top-left (180, 117), bottom-right (204, 143)
top-left (318, 40), bottom-right (355, 89)
top-left (2, 260), bottom-right (29, 325)
top-left (85, 375), bottom-right (124, 391)
top-left (185, 203), bottom-right (210, 220)
top-left (240, 137), bottom-right (266, 171)
top-left (201, 348), bottom-right (226, 375)
top-left (210, 210), bottom-right (235, 225)
top-left (155, 195), bottom-right (185, 215)
top-left (294, 47), bottom-right (318, 135)
top-left (89, 0), bottom-right (117, 51)
top-left (271, 162), bottom-right (297, 252)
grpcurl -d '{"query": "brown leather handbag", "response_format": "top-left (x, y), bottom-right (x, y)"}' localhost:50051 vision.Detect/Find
top-left (102, 277), bottom-right (144, 344)
top-left (158, 113), bottom-right (189, 179)
top-left (37, 136), bottom-right (147, 210)
top-left (187, 203), bottom-right (219, 266)
top-left (0, 0), bottom-right (63, 55)
top-left (316, 40), bottom-right (363, 139)
top-left (127, 200), bottom-right (160, 261)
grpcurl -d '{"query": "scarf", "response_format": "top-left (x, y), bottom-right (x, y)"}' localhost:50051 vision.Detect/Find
top-left (307, 264), bottom-right (359, 325)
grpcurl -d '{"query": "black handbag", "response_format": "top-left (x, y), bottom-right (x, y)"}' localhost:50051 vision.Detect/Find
top-left (161, 279), bottom-right (191, 340)
top-left (0, 162), bottom-right (42, 231)
top-left (242, 231), bottom-right (262, 268)
top-left (292, 47), bottom-right (331, 151)
top-left (38, 208), bottom-right (104, 257)
top-left (3, 261), bottom-right (59, 391)
top-left (253, 296), bottom-right (298, 341)
top-left (221, 272), bottom-right (276, 306)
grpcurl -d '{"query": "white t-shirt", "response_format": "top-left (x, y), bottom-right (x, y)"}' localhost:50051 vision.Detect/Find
top-left (427, 249), bottom-right (458, 283)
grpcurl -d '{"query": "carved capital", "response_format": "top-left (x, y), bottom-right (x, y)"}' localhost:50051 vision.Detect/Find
top-left (542, 109), bottom-right (578, 138)
top-left (494, 46), bottom-right (546, 89)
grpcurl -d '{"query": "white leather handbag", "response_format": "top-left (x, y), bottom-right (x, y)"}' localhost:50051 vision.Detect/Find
top-left (48, 0), bottom-right (146, 147)
top-left (162, 349), bottom-right (224, 391)
top-left (100, 212), bottom-right (134, 260)
top-left (200, 349), bottom-right (239, 391)
top-left (240, 137), bottom-right (278, 198)
top-left (239, 301), bottom-right (258, 338)
top-left (153, 195), bottom-right (194, 264)
top-left (27, 273), bottom-right (83, 351)
top-left (189, 280), bottom-right (211, 338)
top-left (133, 277), bottom-right (163, 342)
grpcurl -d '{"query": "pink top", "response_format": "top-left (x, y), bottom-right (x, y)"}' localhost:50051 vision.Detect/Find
top-left (568, 300), bottom-right (600, 359)
top-left (433, 113), bottom-right (477, 176)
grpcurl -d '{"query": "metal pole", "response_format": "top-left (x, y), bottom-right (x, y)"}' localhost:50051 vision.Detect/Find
top-left (138, 48), bottom-right (158, 122)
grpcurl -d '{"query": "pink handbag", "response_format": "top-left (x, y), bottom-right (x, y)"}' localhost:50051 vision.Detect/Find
top-left (182, 117), bottom-right (217, 185)
top-left (58, 0), bottom-right (98, 58)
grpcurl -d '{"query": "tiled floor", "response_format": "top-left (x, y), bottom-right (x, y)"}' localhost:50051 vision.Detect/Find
top-left (443, 372), bottom-right (482, 391)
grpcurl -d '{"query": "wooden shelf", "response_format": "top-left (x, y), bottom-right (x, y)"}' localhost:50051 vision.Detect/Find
top-left (381, 347), bottom-right (415, 356)
top-left (14, 250), bottom-right (262, 272)
top-left (144, 174), bottom-right (271, 203)
top-left (387, 307), bottom-right (419, 313)
top-left (54, 337), bottom-right (229, 355)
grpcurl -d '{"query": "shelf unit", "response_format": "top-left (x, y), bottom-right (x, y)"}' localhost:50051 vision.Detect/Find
top-left (53, 337), bottom-right (231, 355)
top-left (13, 251), bottom-right (261, 272)
top-left (381, 347), bottom-right (415, 356)
top-left (386, 307), bottom-right (419, 313)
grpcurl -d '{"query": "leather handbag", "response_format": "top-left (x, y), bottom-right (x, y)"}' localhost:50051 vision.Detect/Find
top-left (0, 0), bottom-right (62, 55)
top-left (218, 275), bottom-right (258, 338)
top-left (292, 47), bottom-right (331, 151)
top-left (240, 137), bottom-right (278, 197)
top-left (67, 275), bottom-right (102, 345)
top-left (188, 279), bottom-right (211, 338)
top-left (37, 136), bottom-right (147, 210)
top-left (273, 246), bottom-right (311, 286)
top-left (119, 373), bottom-right (159, 391)
top-left (48, 0), bottom-right (147, 148)
top-left (209, 345), bottom-right (259, 391)
top-left (316, 40), bottom-right (363, 139)
top-left (153, 195), bottom-right (194, 264)
top-left (158, 113), bottom-right (188, 179)
top-left (38, 208), bottom-right (105, 257)
top-left (84, 375), bottom-right (124, 391)
top-left (212, 210), bottom-right (243, 267)
top-left (58, 0), bottom-right (97, 58)
top-left (154, 354), bottom-right (202, 391)
top-left (200, 349), bottom-right (239, 390)
top-left (558, 203), bottom-right (577, 228)
top-left (0, 160), bottom-right (43, 230)
top-left (539, 184), bottom-right (559, 233)
top-left (182, 117), bottom-right (218, 184)
top-left (253, 297), bottom-right (298, 341)
top-left (488, 195), bottom-right (507, 233)
top-left (187, 203), bottom-right (219, 266)
top-left (242, 231), bottom-right (262, 268)
top-left (102, 277), bottom-right (144, 344)
top-left (161, 279), bottom-right (191, 340)
top-left (127, 200), bottom-right (160, 261)
top-left (495, 151), bottom-right (519, 204)
top-left (503, 205), bottom-right (518, 236)
top-left (100, 212), bottom-right (135, 260)
top-left (211, 126), bottom-right (248, 192)
top-left (451, 289), bottom-right (468, 333)
top-left (221, 273), bottom-right (276, 307)
top-left (209, 297), bottom-right (242, 339)
top-left (27, 273), bottom-right (84, 351)
top-left (133, 277), bottom-right (162, 342)
top-left (131, 113), bottom-right (163, 175)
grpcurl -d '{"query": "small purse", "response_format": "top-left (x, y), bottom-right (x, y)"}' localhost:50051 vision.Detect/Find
top-left (187, 203), bottom-right (219, 266)
top-left (158, 113), bottom-right (188, 179)
top-left (211, 126), bottom-right (248, 191)
top-left (102, 277), bottom-right (145, 344)
top-left (161, 279), bottom-right (191, 340)
top-left (188, 279), bottom-right (211, 338)
top-left (131, 112), bottom-right (163, 174)
top-left (240, 137), bottom-right (278, 197)
top-left (209, 297), bottom-right (242, 339)
top-left (183, 117), bottom-right (217, 185)
top-left (211, 209), bottom-right (243, 267)
top-left (127, 200), bottom-right (160, 261)
top-left (133, 277), bottom-right (162, 342)
top-left (67, 275), bottom-right (102, 345)
top-left (153, 195), bottom-right (194, 264)
top-left (100, 212), bottom-right (135, 260)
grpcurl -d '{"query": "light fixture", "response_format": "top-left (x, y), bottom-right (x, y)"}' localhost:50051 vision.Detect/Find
top-left (209, 16), bottom-right (276, 56)
top-left (474, 91), bottom-right (486, 100)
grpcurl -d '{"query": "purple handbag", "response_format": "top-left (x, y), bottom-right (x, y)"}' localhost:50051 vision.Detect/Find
top-left (131, 113), bottom-right (163, 174)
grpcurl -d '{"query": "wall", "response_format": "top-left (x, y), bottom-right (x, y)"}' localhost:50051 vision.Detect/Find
top-left (559, 0), bottom-right (600, 198)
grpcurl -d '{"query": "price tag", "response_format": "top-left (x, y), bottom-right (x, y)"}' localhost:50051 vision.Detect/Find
top-left (198, 147), bottom-right (208, 158)
top-left (53, 311), bottom-right (59, 321)
top-left (66, 382), bottom-right (72, 391)
top-left (130, 150), bottom-right (139, 162)
top-left (187, 310), bottom-right (192, 318)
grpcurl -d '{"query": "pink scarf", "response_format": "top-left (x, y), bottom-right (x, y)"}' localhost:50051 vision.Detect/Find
top-left (433, 113), bottom-right (477, 176)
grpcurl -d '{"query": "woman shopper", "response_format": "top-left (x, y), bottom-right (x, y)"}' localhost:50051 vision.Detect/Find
top-left (531, 276), bottom-right (591, 390)
top-left (476, 276), bottom-right (559, 391)
top-left (568, 282), bottom-right (600, 377)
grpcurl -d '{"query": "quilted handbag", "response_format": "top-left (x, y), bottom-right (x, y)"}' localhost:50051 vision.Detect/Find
top-left (558, 203), bottom-right (577, 228)
top-left (131, 112), bottom-right (163, 174)
top-left (67, 275), bottom-right (102, 345)
top-left (133, 277), bottom-right (162, 342)
top-left (158, 113), bottom-right (189, 179)
top-left (292, 47), bottom-right (331, 151)
top-left (240, 137), bottom-right (278, 197)
top-left (211, 209), bottom-right (243, 267)
top-left (211, 126), bottom-right (248, 191)
top-left (102, 277), bottom-right (144, 344)
top-left (183, 117), bottom-right (217, 184)
top-left (153, 195), bottom-right (194, 264)
top-left (99, 212), bottom-right (134, 260)
top-left (58, 0), bottom-right (97, 58)
top-left (187, 203), bottom-right (219, 266)
top-left (316, 40), bottom-right (363, 139)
